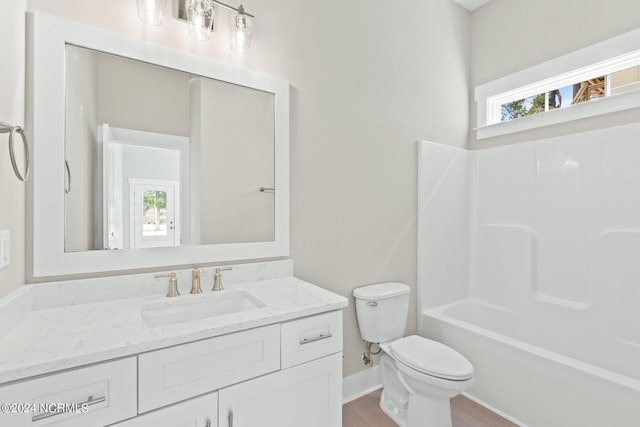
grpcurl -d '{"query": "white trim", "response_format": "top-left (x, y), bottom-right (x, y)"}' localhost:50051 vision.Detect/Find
top-left (475, 26), bottom-right (640, 140)
top-left (342, 365), bottom-right (382, 404)
top-left (28, 12), bottom-right (290, 277)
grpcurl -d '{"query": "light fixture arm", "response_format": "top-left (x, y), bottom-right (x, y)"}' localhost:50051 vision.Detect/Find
top-left (208, 0), bottom-right (254, 18)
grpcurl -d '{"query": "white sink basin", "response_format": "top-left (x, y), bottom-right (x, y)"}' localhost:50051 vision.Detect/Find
top-left (141, 291), bottom-right (266, 328)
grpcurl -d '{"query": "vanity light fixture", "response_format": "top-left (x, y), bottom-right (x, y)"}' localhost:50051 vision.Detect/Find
top-left (136, 0), bottom-right (168, 25)
top-left (230, 5), bottom-right (253, 54)
top-left (186, 0), bottom-right (215, 41)
top-left (137, 0), bottom-right (255, 54)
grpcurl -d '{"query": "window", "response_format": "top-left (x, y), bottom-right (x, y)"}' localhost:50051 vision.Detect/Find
top-left (498, 66), bottom-right (640, 123)
top-left (475, 27), bottom-right (640, 139)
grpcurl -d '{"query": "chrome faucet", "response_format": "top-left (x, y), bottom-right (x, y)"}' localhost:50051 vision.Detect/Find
top-left (155, 272), bottom-right (180, 297)
top-left (191, 265), bottom-right (205, 294)
top-left (212, 267), bottom-right (232, 291)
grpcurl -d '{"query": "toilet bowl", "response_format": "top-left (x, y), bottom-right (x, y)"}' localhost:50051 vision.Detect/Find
top-left (353, 283), bottom-right (474, 427)
top-left (379, 336), bottom-right (473, 426)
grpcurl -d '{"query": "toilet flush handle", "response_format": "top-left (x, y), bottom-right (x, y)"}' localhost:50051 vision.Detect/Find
top-left (367, 300), bottom-right (378, 307)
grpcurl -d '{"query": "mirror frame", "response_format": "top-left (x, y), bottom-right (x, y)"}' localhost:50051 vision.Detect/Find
top-left (27, 12), bottom-right (289, 277)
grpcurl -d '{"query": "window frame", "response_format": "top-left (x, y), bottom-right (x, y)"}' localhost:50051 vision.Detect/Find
top-left (475, 27), bottom-right (640, 140)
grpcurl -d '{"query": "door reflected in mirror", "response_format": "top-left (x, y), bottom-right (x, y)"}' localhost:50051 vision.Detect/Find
top-left (64, 45), bottom-right (275, 252)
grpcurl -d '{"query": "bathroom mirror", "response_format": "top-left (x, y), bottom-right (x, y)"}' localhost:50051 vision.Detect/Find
top-left (28, 12), bottom-right (289, 277)
top-left (64, 45), bottom-right (275, 252)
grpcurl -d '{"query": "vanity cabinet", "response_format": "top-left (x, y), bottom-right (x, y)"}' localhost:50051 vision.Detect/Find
top-left (0, 310), bottom-right (343, 427)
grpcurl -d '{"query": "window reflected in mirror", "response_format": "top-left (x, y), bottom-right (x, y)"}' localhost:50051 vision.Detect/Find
top-left (142, 190), bottom-right (168, 238)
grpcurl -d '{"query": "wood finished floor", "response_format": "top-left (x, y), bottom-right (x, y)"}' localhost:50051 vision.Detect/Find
top-left (343, 389), bottom-right (519, 427)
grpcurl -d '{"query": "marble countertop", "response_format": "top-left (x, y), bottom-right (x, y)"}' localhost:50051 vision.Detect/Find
top-left (0, 268), bottom-right (348, 384)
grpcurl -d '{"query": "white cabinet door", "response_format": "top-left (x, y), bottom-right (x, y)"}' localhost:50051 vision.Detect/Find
top-left (112, 392), bottom-right (217, 427)
top-left (218, 353), bottom-right (342, 427)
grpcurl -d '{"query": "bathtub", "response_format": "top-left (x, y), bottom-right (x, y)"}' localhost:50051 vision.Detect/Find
top-left (418, 133), bottom-right (640, 426)
top-left (420, 299), bottom-right (640, 427)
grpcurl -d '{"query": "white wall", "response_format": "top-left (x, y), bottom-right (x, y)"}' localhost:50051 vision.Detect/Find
top-left (283, 0), bottom-right (470, 378)
top-left (470, 0), bottom-right (640, 148)
top-left (5, 0), bottom-right (470, 378)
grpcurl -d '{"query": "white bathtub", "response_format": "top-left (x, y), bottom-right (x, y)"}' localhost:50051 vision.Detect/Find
top-left (418, 132), bottom-right (640, 426)
top-left (421, 299), bottom-right (640, 427)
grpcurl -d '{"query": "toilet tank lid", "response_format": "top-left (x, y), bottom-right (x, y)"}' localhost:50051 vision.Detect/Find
top-left (353, 282), bottom-right (410, 300)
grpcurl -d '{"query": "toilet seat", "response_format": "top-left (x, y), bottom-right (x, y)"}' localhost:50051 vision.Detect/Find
top-left (389, 335), bottom-right (473, 381)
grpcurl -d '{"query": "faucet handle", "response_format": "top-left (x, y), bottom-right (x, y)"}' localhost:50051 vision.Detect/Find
top-left (155, 272), bottom-right (180, 297)
top-left (190, 266), bottom-right (205, 294)
top-left (212, 267), bottom-right (232, 291)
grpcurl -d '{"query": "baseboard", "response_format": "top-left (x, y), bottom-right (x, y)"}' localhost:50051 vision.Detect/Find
top-left (462, 391), bottom-right (528, 427)
top-left (342, 365), bottom-right (382, 404)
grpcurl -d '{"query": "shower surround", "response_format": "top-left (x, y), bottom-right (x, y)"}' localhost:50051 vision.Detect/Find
top-left (418, 123), bottom-right (640, 426)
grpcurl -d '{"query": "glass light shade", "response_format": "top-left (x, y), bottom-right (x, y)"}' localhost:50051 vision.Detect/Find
top-left (231, 11), bottom-right (253, 54)
top-left (137, 0), bottom-right (167, 25)
top-left (186, 0), bottom-right (215, 41)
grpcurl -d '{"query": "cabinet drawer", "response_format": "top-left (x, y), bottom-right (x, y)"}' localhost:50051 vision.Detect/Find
top-left (0, 357), bottom-right (137, 427)
top-left (112, 392), bottom-right (217, 427)
top-left (138, 324), bottom-right (280, 412)
top-left (281, 311), bottom-right (342, 369)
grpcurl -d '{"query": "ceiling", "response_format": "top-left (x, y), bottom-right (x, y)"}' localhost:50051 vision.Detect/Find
top-left (453, 0), bottom-right (492, 12)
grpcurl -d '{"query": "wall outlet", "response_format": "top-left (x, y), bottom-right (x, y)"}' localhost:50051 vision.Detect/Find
top-left (0, 230), bottom-right (9, 270)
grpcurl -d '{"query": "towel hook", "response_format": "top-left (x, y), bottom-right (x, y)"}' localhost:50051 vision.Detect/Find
top-left (0, 121), bottom-right (30, 182)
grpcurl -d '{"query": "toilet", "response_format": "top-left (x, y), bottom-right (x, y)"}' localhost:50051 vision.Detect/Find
top-left (353, 283), bottom-right (474, 427)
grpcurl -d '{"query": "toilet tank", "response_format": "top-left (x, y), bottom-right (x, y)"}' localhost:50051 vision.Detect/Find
top-left (353, 283), bottom-right (410, 343)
